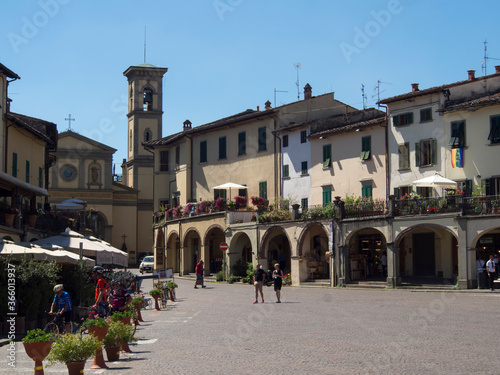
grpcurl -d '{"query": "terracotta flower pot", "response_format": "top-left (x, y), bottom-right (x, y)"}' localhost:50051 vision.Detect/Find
top-left (169, 288), bottom-right (175, 302)
top-left (4, 213), bottom-right (15, 227)
top-left (153, 295), bottom-right (160, 311)
top-left (23, 341), bottom-right (53, 375)
top-left (105, 345), bottom-right (120, 362)
top-left (120, 316), bottom-right (133, 353)
top-left (66, 361), bottom-right (86, 375)
top-left (133, 302), bottom-right (144, 322)
top-left (88, 325), bottom-right (108, 369)
top-left (28, 215), bottom-right (37, 227)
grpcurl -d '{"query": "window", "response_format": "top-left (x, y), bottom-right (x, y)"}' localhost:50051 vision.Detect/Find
top-left (219, 136), bottom-right (226, 160)
top-left (25, 161), bottom-right (30, 183)
top-left (361, 136), bottom-right (371, 160)
top-left (258, 127), bottom-right (266, 152)
top-left (259, 181), bottom-right (267, 200)
top-left (323, 145), bottom-right (331, 168)
top-left (394, 186), bottom-right (412, 199)
top-left (38, 167), bottom-right (43, 188)
top-left (453, 179), bottom-right (472, 196)
top-left (398, 142), bottom-right (410, 170)
top-left (449, 121), bottom-right (465, 148)
top-left (361, 184), bottom-right (372, 198)
top-left (488, 115), bottom-right (500, 144)
top-left (283, 164), bottom-right (289, 178)
top-left (415, 139), bottom-right (437, 167)
top-left (393, 112), bottom-right (413, 126)
top-left (482, 177), bottom-right (500, 196)
top-left (238, 185), bottom-right (247, 197)
top-left (322, 189), bottom-right (332, 206)
top-left (175, 146), bottom-right (180, 169)
top-left (159, 199), bottom-right (169, 210)
top-left (238, 132), bottom-right (246, 155)
top-left (200, 141), bottom-right (207, 163)
top-left (283, 135), bottom-right (289, 148)
top-left (420, 108), bottom-right (433, 123)
top-left (143, 89), bottom-right (153, 111)
top-left (301, 198), bottom-right (308, 209)
top-left (160, 150), bottom-right (169, 172)
top-left (300, 130), bottom-right (307, 143)
top-left (416, 187), bottom-right (432, 198)
top-left (214, 189), bottom-right (227, 200)
top-left (144, 128), bottom-right (152, 142)
top-left (12, 153), bottom-right (17, 178)
top-left (301, 161), bottom-right (308, 175)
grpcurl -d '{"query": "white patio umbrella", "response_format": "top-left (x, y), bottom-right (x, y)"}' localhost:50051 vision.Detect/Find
top-left (0, 239), bottom-right (54, 261)
top-left (18, 242), bottom-right (95, 266)
top-left (84, 236), bottom-right (128, 267)
top-left (412, 173), bottom-right (457, 189)
top-left (213, 182), bottom-right (248, 200)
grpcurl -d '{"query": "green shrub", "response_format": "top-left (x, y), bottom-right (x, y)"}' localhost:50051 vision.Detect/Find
top-left (216, 271), bottom-right (224, 281)
top-left (47, 333), bottom-right (101, 364)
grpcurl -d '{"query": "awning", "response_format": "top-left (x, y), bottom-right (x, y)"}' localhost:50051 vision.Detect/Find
top-left (0, 170), bottom-right (48, 197)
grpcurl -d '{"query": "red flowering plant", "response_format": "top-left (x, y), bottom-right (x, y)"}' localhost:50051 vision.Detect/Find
top-left (197, 200), bottom-right (212, 213)
top-left (165, 208), bottom-right (173, 219)
top-left (185, 203), bottom-right (196, 215)
top-left (214, 197), bottom-right (226, 211)
top-left (173, 206), bottom-right (183, 218)
top-left (282, 273), bottom-right (292, 286)
top-left (445, 189), bottom-right (464, 195)
top-left (250, 196), bottom-right (264, 207)
top-left (234, 195), bottom-right (247, 208)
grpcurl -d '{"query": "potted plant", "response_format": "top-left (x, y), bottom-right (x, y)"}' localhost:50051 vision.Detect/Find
top-left (227, 200), bottom-right (236, 211)
top-left (22, 329), bottom-right (55, 375)
top-left (131, 295), bottom-right (145, 323)
top-left (4, 207), bottom-right (19, 227)
top-left (251, 196), bottom-right (264, 208)
top-left (102, 321), bottom-right (129, 362)
top-left (166, 281), bottom-right (178, 301)
top-left (149, 288), bottom-right (162, 311)
top-left (83, 316), bottom-right (111, 369)
top-left (234, 195), bottom-right (247, 209)
top-left (46, 333), bottom-right (101, 375)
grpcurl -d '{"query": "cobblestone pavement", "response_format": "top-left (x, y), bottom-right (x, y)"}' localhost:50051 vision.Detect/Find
top-left (5, 279), bottom-right (500, 375)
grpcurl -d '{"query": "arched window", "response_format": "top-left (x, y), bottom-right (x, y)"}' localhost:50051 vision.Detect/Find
top-left (143, 89), bottom-right (153, 111)
top-left (144, 128), bottom-right (152, 142)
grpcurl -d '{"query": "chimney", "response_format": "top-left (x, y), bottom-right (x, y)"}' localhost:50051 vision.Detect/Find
top-left (304, 83), bottom-right (312, 100)
top-left (411, 83), bottom-right (419, 92)
top-left (265, 100), bottom-right (272, 110)
top-left (468, 70), bottom-right (475, 80)
top-left (183, 119), bottom-right (192, 131)
top-left (495, 65), bottom-right (500, 74)
top-left (257, 106), bottom-right (259, 111)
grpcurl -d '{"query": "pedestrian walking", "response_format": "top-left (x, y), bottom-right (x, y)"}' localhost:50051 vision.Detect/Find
top-left (253, 263), bottom-right (266, 303)
top-left (486, 254), bottom-right (496, 291)
top-left (272, 263), bottom-right (283, 303)
top-left (380, 252), bottom-right (387, 277)
top-left (194, 259), bottom-right (206, 289)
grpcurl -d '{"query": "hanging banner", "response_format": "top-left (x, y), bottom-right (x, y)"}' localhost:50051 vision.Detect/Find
top-left (451, 148), bottom-right (463, 168)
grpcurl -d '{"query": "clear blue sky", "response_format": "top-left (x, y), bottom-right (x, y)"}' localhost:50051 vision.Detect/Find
top-left (1, 0), bottom-right (499, 168)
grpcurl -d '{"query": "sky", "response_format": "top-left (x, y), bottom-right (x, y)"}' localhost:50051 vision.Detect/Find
top-left (1, 0), bottom-right (499, 169)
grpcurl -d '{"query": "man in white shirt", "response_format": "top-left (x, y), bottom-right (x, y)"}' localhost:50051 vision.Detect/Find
top-left (486, 255), bottom-right (496, 291)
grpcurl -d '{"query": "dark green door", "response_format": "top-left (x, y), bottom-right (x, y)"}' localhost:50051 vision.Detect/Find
top-left (413, 233), bottom-right (435, 276)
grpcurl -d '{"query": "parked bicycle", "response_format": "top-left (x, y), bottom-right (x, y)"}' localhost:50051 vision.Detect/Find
top-left (44, 311), bottom-right (73, 335)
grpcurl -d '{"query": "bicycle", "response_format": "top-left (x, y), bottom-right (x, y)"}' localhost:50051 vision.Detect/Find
top-left (160, 287), bottom-right (169, 309)
top-left (44, 311), bottom-right (74, 335)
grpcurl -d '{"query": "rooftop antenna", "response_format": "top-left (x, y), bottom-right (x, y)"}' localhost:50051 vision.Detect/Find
top-left (274, 88), bottom-right (288, 107)
top-left (294, 63), bottom-right (301, 100)
top-left (361, 84), bottom-right (367, 110)
top-left (144, 27), bottom-right (147, 64)
top-left (482, 39), bottom-right (500, 76)
top-left (65, 114), bottom-right (75, 131)
top-left (373, 80), bottom-right (392, 109)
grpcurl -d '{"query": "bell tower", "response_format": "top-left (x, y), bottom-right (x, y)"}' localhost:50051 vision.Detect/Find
top-left (123, 63), bottom-right (167, 195)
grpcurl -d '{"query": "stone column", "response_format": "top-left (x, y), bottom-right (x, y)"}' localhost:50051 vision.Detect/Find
top-left (336, 245), bottom-right (348, 286)
top-left (202, 243), bottom-right (210, 276)
top-left (290, 255), bottom-right (301, 286)
top-left (386, 242), bottom-right (400, 288)
top-left (456, 217), bottom-right (470, 289)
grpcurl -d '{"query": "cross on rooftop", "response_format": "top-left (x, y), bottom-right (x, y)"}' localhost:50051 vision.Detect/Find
top-left (65, 114), bottom-right (75, 130)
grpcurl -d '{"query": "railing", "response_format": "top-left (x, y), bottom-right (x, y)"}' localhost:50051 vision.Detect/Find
top-left (344, 199), bottom-right (389, 219)
top-left (461, 195), bottom-right (500, 215)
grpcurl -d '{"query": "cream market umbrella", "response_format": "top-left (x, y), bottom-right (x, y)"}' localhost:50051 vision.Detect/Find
top-left (212, 182), bottom-right (248, 201)
top-left (85, 236), bottom-right (129, 267)
top-left (18, 242), bottom-right (95, 266)
top-left (0, 239), bottom-right (54, 261)
top-left (412, 173), bottom-right (457, 190)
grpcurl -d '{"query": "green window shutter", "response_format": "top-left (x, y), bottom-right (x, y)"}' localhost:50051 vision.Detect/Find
top-left (301, 161), bottom-right (308, 175)
top-left (282, 135), bottom-right (288, 148)
top-left (322, 190), bottom-right (331, 206)
top-left (301, 198), bottom-right (308, 209)
top-left (415, 142), bottom-right (421, 167)
top-left (408, 112), bottom-right (414, 124)
top-left (362, 185), bottom-right (372, 198)
top-left (12, 153), bottom-right (17, 178)
top-left (39, 167), bottom-right (43, 188)
top-left (26, 161), bottom-right (30, 183)
top-left (393, 116), bottom-right (399, 127)
top-left (398, 144), bottom-right (405, 169)
top-left (361, 136), bottom-right (371, 160)
top-left (258, 127), bottom-right (266, 152)
top-left (459, 121), bottom-right (465, 147)
top-left (323, 145), bottom-right (331, 167)
top-left (219, 137), bottom-right (226, 160)
top-left (394, 187), bottom-right (400, 199)
top-left (200, 141), bottom-right (207, 163)
top-left (416, 187), bottom-right (423, 196)
top-left (464, 179), bottom-right (472, 196)
top-left (430, 139), bottom-right (437, 165)
top-left (259, 181), bottom-right (267, 200)
top-left (283, 164), bottom-right (289, 178)
top-left (238, 132), bottom-right (246, 155)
